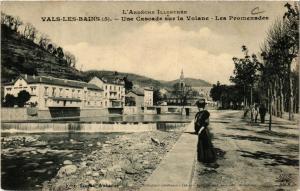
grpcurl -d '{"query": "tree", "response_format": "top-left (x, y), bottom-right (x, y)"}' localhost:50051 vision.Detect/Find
top-left (172, 83), bottom-right (193, 106)
top-left (210, 81), bottom-right (222, 102)
top-left (16, 90), bottom-right (31, 107)
top-left (56, 47), bottom-right (64, 59)
top-left (12, 16), bottom-right (22, 31)
top-left (153, 89), bottom-right (162, 105)
top-left (38, 34), bottom-right (50, 50)
top-left (230, 46), bottom-right (260, 107)
top-left (3, 94), bottom-right (16, 107)
top-left (123, 76), bottom-right (133, 91)
top-left (23, 23), bottom-right (38, 41)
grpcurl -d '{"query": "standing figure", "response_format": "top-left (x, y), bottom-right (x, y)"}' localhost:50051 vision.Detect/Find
top-left (259, 104), bottom-right (267, 123)
top-left (195, 99), bottom-right (216, 163)
top-left (251, 104), bottom-right (259, 123)
top-left (253, 104), bottom-right (259, 123)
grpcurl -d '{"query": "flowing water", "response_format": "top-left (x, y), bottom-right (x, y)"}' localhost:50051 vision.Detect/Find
top-left (1, 119), bottom-right (191, 190)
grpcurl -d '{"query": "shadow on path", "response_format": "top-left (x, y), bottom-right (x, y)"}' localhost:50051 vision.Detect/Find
top-left (238, 150), bottom-right (299, 167)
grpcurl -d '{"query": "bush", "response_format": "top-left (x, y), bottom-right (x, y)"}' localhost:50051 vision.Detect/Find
top-left (16, 90), bottom-right (31, 107)
top-left (3, 94), bottom-right (16, 107)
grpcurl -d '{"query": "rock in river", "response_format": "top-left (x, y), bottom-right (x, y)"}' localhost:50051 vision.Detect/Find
top-left (57, 165), bottom-right (77, 177)
top-left (88, 179), bottom-right (97, 187)
top-left (63, 160), bottom-right (72, 165)
top-left (99, 179), bottom-right (113, 187)
top-left (92, 172), bottom-right (99, 177)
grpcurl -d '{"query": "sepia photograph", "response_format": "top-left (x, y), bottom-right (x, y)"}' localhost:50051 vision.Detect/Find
top-left (0, 1), bottom-right (299, 190)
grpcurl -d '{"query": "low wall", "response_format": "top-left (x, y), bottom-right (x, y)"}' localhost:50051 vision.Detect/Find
top-left (123, 106), bottom-right (142, 115)
top-left (144, 107), bottom-right (157, 114)
top-left (80, 108), bottom-right (109, 118)
top-left (1, 107), bottom-right (109, 121)
top-left (1, 108), bottom-right (29, 121)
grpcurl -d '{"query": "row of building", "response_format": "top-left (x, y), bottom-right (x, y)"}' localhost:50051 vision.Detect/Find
top-left (3, 74), bottom-right (154, 110)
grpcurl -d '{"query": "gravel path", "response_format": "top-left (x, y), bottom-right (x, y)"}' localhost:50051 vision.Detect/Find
top-left (191, 110), bottom-right (299, 191)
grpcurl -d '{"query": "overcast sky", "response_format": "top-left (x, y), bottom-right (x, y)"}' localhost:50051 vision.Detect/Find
top-left (2, 1), bottom-right (287, 84)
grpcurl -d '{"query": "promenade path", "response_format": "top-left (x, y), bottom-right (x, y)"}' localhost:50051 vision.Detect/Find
top-left (142, 120), bottom-right (198, 191)
top-left (142, 110), bottom-right (299, 191)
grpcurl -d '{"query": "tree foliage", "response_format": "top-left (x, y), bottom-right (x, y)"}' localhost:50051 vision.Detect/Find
top-left (1, 11), bottom-right (77, 69)
top-left (17, 90), bottom-right (31, 107)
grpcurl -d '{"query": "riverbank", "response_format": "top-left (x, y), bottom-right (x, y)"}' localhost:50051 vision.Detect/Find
top-left (41, 130), bottom-right (182, 190)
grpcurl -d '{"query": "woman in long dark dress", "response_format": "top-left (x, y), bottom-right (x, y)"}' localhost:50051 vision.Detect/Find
top-left (195, 100), bottom-right (216, 163)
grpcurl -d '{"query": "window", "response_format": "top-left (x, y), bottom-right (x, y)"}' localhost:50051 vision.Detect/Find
top-left (44, 87), bottom-right (49, 96)
top-left (105, 85), bottom-right (107, 90)
top-left (52, 87), bottom-right (56, 96)
top-left (57, 101), bottom-right (59, 104)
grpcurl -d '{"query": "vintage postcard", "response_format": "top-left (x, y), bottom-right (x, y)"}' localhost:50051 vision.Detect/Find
top-left (1, 1), bottom-right (299, 191)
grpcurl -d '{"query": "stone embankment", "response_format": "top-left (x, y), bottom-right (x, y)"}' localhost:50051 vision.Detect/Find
top-left (42, 131), bottom-right (182, 190)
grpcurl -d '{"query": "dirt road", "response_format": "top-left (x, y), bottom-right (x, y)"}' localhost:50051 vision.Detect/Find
top-left (192, 110), bottom-right (299, 191)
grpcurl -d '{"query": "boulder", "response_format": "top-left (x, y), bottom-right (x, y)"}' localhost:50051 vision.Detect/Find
top-left (124, 166), bottom-right (138, 174)
top-left (100, 169), bottom-right (107, 175)
top-left (151, 138), bottom-right (160, 145)
top-left (44, 161), bottom-right (54, 165)
top-left (88, 144), bottom-right (93, 147)
top-left (63, 160), bottom-right (72, 165)
top-left (88, 179), bottom-right (97, 187)
top-left (92, 172), bottom-right (99, 177)
top-left (99, 179), bottom-right (113, 187)
top-left (56, 165), bottom-right (77, 177)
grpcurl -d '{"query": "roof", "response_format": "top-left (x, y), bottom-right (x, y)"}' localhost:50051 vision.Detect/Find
top-left (129, 88), bottom-right (144, 96)
top-left (144, 87), bottom-right (153, 91)
top-left (7, 75), bottom-right (103, 91)
top-left (99, 77), bottom-right (125, 85)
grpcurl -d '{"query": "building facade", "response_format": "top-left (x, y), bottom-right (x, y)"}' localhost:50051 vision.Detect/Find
top-left (88, 77), bottom-right (125, 108)
top-left (125, 87), bottom-right (154, 107)
top-left (3, 75), bottom-right (104, 110)
top-left (144, 87), bottom-right (154, 107)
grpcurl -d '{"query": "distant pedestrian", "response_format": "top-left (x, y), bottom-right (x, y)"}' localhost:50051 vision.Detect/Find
top-left (259, 104), bottom-right (267, 123)
top-left (195, 99), bottom-right (216, 163)
top-left (252, 104), bottom-right (259, 123)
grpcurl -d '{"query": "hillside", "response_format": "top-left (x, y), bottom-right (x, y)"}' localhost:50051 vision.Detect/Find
top-left (165, 78), bottom-right (211, 87)
top-left (83, 70), bottom-right (211, 89)
top-left (1, 25), bottom-right (83, 83)
top-left (83, 70), bottom-right (165, 88)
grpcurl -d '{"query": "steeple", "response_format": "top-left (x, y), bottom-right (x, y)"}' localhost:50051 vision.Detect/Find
top-left (180, 69), bottom-right (184, 81)
top-left (179, 69), bottom-right (185, 89)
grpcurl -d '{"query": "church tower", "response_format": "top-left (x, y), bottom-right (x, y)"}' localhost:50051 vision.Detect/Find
top-left (179, 69), bottom-right (185, 89)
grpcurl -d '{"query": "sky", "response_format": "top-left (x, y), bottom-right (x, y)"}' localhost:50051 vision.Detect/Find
top-left (1, 1), bottom-right (288, 84)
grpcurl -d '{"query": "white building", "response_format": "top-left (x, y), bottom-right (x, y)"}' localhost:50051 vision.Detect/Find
top-left (126, 87), bottom-right (154, 107)
top-left (144, 87), bottom-right (154, 107)
top-left (88, 77), bottom-right (125, 108)
top-left (3, 74), bottom-right (104, 110)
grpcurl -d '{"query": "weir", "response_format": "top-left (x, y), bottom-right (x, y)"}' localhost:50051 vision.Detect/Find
top-left (1, 122), bottom-right (189, 133)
